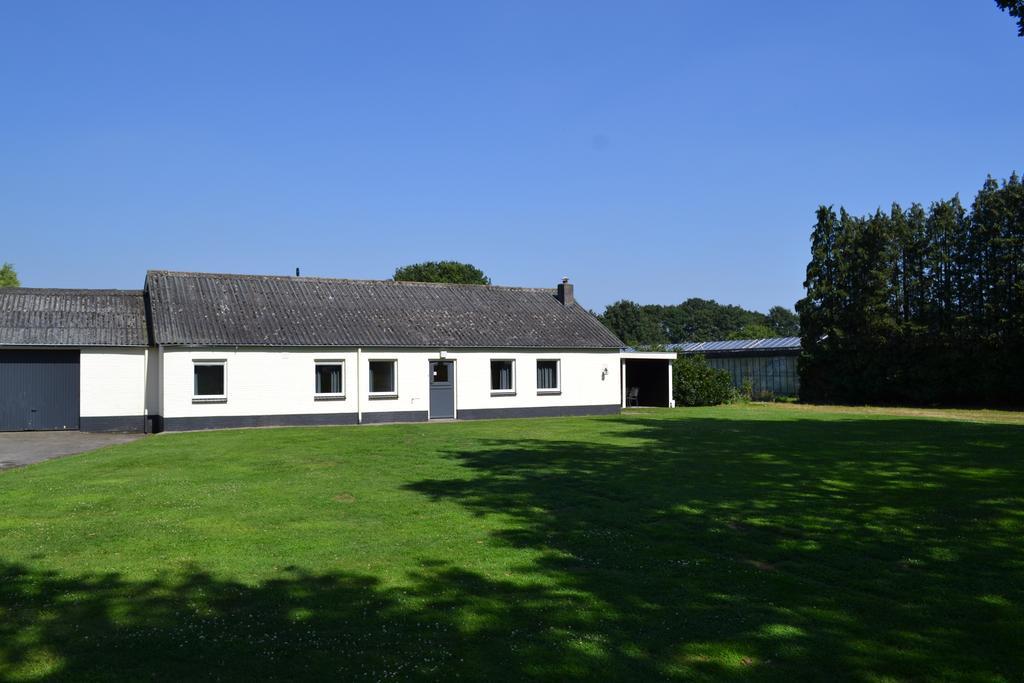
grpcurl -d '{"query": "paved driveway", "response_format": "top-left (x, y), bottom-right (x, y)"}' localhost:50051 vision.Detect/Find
top-left (0, 431), bottom-right (144, 471)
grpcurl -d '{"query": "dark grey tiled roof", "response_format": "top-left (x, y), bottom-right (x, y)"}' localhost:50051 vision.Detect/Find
top-left (146, 271), bottom-right (624, 349)
top-left (0, 288), bottom-right (149, 347)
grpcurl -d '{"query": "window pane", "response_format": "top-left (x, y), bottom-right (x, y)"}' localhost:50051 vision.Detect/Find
top-left (316, 364), bottom-right (342, 394)
top-left (491, 360), bottom-right (512, 391)
top-left (537, 360), bottom-right (558, 390)
top-left (369, 361), bottom-right (395, 393)
top-left (432, 362), bottom-right (449, 383)
top-left (194, 365), bottom-right (224, 396)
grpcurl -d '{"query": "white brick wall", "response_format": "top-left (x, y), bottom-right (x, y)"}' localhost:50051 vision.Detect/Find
top-left (80, 348), bottom-right (147, 417)
top-left (439, 349), bottom-right (620, 414)
top-left (158, 347), bottom-right (622, 420)
top-left (161, 348), bottom-right (360, 419)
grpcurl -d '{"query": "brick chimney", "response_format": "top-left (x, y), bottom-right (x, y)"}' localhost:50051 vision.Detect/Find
top-left (556, 277), bottom-right (574, 306)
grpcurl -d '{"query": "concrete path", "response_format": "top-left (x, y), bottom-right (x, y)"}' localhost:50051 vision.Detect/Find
top-left (0, 431), bottom-right (143, 471)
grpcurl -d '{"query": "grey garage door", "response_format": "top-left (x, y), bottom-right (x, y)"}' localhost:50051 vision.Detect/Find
top-left (0, 350), bottom-right (80, 431)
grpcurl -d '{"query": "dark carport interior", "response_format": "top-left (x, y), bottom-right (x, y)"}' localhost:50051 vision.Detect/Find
top-left (623, 359), bottom-right (671, 407)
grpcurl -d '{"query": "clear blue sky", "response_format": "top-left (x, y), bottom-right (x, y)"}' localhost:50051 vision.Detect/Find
top-left (2, 2), bottom-right (1021, 313)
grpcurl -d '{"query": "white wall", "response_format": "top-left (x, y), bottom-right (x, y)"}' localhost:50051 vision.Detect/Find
top-left (158, 347), bottom-right (622, 420)
top-left (80, 348), bottom-right (147, 417)
top-left (443, 349), bottom-right (620, 414)
top-left (358, 349), bottom-right (428, 416)
top-left (161, 348), bottom-right (360, 419)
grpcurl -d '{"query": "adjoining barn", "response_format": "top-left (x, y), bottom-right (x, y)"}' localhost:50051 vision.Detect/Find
top-left (0, 289), bottom-right (151, 432)
top-left (0, 271), bottom-right (676, 433)
top-left (669, 337), bottom-right (801, 398)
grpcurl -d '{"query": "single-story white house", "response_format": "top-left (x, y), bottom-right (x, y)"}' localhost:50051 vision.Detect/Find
top-left (0, 271), bottom-right (675, 432)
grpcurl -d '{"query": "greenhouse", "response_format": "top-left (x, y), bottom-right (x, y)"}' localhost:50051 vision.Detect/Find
top-left (668, 337), bottom-right (801, 398)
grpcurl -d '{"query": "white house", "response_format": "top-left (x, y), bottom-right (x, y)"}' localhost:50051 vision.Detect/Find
top-left (0, 271), bottom-right (674, 433)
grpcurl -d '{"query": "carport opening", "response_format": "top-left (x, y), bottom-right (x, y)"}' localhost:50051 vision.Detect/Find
top-left (623, 359), bottom-right (671, 407)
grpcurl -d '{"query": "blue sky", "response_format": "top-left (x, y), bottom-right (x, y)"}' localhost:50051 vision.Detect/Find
top-left (1, 2), bottom-right (1021, 313)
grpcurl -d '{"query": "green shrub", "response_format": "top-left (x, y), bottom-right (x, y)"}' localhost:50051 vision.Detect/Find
top-left (673, 356), bottom-right (736, 406)
top-left (739, 378), bottom-right (753, 402)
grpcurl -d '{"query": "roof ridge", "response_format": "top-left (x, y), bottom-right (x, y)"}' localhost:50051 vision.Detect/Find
top-left (0, 288), bottom-right (144, 295)
top-left (146, 270), bottom-right (555, 292)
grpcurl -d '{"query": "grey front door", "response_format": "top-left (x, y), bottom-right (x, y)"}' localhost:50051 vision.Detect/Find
top-left (0, 350), bottom-right (80, 431)
top-left (429, 361), bottom-right (455, 419)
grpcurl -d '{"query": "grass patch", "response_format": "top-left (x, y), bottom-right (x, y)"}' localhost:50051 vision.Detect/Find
top-left (1, 405), bottom-right (1022, 680)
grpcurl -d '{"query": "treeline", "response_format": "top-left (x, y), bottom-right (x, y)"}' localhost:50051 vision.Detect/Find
top-left (599, 298), bottom-right (798, 347)
top-left (797, 173), bottom-right (1024, 406)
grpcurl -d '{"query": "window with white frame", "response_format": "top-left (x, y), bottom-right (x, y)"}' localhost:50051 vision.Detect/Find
top-left (314, 361), bottom-right (345, 399)
top-left (490, 359), bottom-right (515, 394)
top-left (536, 359), bottom-right (560, 393)
top-left (368, 360), bottom-right (397, 396)
top-left (193, 360), bottom-right (226, 401)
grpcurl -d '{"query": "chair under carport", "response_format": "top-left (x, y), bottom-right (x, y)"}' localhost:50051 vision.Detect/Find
top-left (620, 351), bottom-right (676, 408)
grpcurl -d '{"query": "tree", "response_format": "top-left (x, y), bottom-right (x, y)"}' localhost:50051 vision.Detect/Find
top-left (796, 206), bottom-right (841, 402)
top-left (393, 261), bottom-right (490, 285)
top-left (797, 172), bottom-right (1023, 407)
top-left (598, 300), bottom-right (666, 346)
top-left (0, 262), bottom-right (19, 287)
top-left (657, 298), bottom-right (776, 342)
top-left (599, 297), bottom-right (796, 345)
top-left (996, 0), bottom-right (1024, 36)
top-left (766, 306), bottom-right (799, 336)
top-left (727, 323), bottom-right (777, 340)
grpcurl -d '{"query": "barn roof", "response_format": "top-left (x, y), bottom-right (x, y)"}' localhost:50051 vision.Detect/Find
top-left (0, 288), bottom-right (150, 347)
top-left (145, 270), bottom-right (623, 349)
top-left (668, 337), bottom-right (802, 355)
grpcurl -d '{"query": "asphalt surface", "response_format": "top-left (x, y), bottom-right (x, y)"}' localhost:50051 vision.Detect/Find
top-left (0, 431), bottom-right (144, 471)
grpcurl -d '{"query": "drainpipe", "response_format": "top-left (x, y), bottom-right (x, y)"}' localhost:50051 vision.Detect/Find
top-left (158, 344), bottom-right (165, 431)
top-left (142, 346), bottom-right (149, 433)
top-left (356, 347), bottom-right (362, 424)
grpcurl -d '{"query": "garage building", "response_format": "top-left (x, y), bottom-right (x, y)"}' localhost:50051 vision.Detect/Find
top-left (0, 288), bottom-right (153, 432)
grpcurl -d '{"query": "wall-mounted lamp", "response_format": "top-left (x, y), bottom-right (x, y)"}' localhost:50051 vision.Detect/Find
top-left (601, 366), bottom-right (608, 380)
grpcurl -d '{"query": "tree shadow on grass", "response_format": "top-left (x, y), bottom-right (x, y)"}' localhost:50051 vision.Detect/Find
top-left (1, 560), bottom-right (629, 681)
top-left (408, 415), bottom-right (1024, 681)
top-left (2, 415), bottom-right (1023, 680)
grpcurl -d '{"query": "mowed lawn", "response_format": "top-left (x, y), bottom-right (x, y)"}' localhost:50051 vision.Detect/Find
top-left (1, 406), bottom-right (1023, 681)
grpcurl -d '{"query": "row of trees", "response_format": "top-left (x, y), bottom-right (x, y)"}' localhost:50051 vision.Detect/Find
top-left (392, 261), bottom-right (800, 348)
top-left (599, 299), bottom-right (799, 347)
top-left (797, 173), bottom-right (1024, 406)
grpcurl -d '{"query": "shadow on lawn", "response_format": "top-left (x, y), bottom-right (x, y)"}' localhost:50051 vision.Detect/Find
top-left (409, 416), bottom-right (1024, 680)
top-left (0, 560), bottom-right (604, 680)
top-left (2, 415), bottom-right (1023, 680)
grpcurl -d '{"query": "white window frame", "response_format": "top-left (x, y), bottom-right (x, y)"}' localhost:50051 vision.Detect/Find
top-left (536, 358), bottom-right (561, 395)
top-left (368, 359), bottom-right (398, 398)
top-left (490, 358), bottom-right (516, 396)
top-left (314, 359), bottom-right (346, 400)
top-left (193, 359), bottom-right (227, 403)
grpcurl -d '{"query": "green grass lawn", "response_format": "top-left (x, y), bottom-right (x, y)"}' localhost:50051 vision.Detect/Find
top-left (1, 405), bottom-right (1022, 681)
